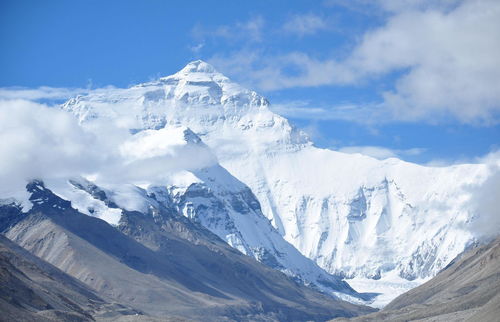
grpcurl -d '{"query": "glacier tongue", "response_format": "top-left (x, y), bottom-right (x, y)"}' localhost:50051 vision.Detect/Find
top-left (61, 60), bottom-right (493, 303)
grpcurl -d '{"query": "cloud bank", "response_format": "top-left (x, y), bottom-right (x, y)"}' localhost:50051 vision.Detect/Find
top-left (0, 99), bottom-right (216, 207)
top-left (0, 100), bottom-right (102, 204)
top-left (468, 151), bottom-right (500, 241)
top-left (208, 0), bottom-right (500, 125)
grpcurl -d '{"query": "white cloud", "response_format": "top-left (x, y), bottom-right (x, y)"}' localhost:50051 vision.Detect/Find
top-left (374, 0), bottom-right (462, 13)
top-left (0, 86), bottom-right (89, 101)
top-left (189, 43), bottom-right (204, 53)
top-left (211, 0), bottom-right (500, 124)
top-left (282, 14), bottom-right (329, 36)
top-left (467, 150), bottom-right (500, 241)
top-left (337, 145), bottom-right (425, 160)
top-left (423, 148), bottom-right (500, 167)
top-left (209, 51), bottom-right (354, 91)
top-left (0, 100), bottom-right (102, 204)
top-left (469, 170), bottom-right (500, 241)
top-left (269, 100), bottom-right (384, 123)
top-left (0, 99), bottom-right (217, 204)
top-left (347, 0), bottom-right (500, 124)
top-left (109, 127), bottom-right (217, 184)
top-left (191, 16), bottom-right (264, 43)
top-left (324, 0), bottom-right (462, 14)
top-left (239, 16), bottom-right (265, 42)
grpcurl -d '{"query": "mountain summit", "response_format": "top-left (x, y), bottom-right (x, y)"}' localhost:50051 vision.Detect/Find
top-left (58, 61), bottom-right (494, 305)
top-left (175, 59), bottom-right (219, 74)
top-left (54, 61), bottom-right (362, 302)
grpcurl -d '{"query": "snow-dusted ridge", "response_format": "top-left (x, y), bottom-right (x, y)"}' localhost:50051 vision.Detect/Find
top-left (32, 123), bottom-right (368, 302)
top-left (59, 60), bottom-right (494, 305)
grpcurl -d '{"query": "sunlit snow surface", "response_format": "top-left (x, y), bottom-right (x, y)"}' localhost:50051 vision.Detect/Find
top-left (48, 60), bottom-right (496, 304)
top-left (347, 273), bottom-right (428, 308)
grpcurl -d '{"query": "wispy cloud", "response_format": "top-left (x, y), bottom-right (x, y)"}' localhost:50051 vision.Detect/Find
top-left (209, 0), bottom-right (500, 125)
top-left (191, 16), bottom-right (265, 44)
top-left (324, 0), bottom-right (462, 14)
top-left (347, 0), bottom-right (500, 125)
top-left (189, 42), bottom-right (204, 53)
top-left (269, 100), bottom-right (385, 123)
top-left (209, 51), bottom-right (355, 90)
top-left (0, 98), bottom-right (216, 203)
top-left (282, 13), bottom-right (330, 36)
top-left (466, 150), bottom-right (500, 240)
top-left (337, 145), bottom-right (426, 160)
top-left (0, 86), bottom-right (89, 101)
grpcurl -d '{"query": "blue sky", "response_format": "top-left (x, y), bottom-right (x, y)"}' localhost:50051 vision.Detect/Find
top-left (1, 0), bottom-right (499, 164)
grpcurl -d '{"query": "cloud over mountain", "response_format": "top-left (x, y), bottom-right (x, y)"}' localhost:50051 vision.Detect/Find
top-left (208, 0), bottom-right (500, 124)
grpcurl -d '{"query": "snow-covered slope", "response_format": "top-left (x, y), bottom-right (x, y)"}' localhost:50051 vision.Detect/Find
top-left (62, 60), bottom-right (493, 302)
top-left (1, 181), bottom-right (375, 320)
top-left (36, 124), bottom-right (364, 302)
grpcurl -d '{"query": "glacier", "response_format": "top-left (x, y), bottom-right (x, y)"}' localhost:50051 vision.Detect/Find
top-left (58, 60), bottom-right (494, 304)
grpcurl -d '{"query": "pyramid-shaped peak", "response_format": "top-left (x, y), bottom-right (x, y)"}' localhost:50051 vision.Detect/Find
top-left (179, 60), bottom-right (218, 74)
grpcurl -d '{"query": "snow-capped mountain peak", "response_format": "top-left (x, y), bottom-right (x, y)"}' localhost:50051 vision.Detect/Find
top-left (140, 59), bottom-right (271, 109)
top-left (63, 61), bottom-right (309, 151)
top-left (172, 59), bottom-right (219, 75)
top-left (59, 61), bottom-right (495, 306)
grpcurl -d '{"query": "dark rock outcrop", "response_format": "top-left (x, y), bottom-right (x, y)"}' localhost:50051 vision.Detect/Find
top-left (2, 182), bottom-right (375, 321)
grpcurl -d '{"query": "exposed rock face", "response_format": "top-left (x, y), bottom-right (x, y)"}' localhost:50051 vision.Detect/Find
top-left (332, 236), bottom-right (500, 321)
top-left (1, 182), bottom-right (375, 321)
top-left (37, 127), bottom-right (368, 302)
top-left (0, 235), bottom-right (138, 322)
top-left (3, 60), bottom-right (494, 311)
top-left (62, 60), bottom-right (491, 285)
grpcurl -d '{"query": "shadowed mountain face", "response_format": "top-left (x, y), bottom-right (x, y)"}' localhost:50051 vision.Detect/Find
top-left (0, 235), bottom-right (139, 322)
top-left (1, 182), bottom-right (375, 321)
top-left (333, 237), bottom-right (500, 322)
